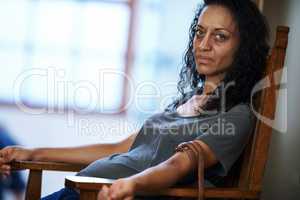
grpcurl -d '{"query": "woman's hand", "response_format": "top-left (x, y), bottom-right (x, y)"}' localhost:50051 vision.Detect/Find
top-left (176, 94), bottom-right (209, 116)
top-left (98, 178), bottom-right (136, 200)
top-left (0, 146), bottom-right (33, 177)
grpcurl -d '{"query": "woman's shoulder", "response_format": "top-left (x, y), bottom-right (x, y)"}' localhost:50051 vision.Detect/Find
top-left (222, 103), bottom-right (255, 125)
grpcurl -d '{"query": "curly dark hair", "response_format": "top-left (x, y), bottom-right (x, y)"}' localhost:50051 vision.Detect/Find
top-left (165, 0), bottom-right (270, 113)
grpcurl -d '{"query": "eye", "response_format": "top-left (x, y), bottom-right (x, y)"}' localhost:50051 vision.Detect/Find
top-left (195, 28), bottom-right (206, 38)
top-left (214, 33), bottom-right (228, 42)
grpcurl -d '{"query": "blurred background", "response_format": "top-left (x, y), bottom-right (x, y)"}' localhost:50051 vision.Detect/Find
top-left (0, 0), bottom-right (299, 199)
top-left (0, 0), bottom-right (201, 199)
top-left (0, 0), bottom-right (201, 118)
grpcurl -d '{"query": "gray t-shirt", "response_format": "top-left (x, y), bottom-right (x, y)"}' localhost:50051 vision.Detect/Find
top-left (105, 95), bottom-right (255, 186)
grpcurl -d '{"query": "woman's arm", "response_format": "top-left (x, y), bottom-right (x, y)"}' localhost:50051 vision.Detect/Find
top-left (0, 132), bottom-right (138, 175)
top-left (30, 132), bottom-right (138, 164)
top-left (99, 140), bottom-right (217, 200)
top-left (98, 152), bottom-right (192, 200)
top-left (132, 140), bottom-right (217, 191)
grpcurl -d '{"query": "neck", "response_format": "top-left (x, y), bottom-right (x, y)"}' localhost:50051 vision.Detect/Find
top-left (203, 74), bottom-right (225, 94)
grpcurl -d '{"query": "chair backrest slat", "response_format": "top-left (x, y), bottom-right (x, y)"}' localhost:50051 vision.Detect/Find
top-left (237, 26), bottom-right (289, 191)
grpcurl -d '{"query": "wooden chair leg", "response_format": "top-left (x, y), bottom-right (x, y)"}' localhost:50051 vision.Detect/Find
top-left (25, 169), bottom-right (42, 200)
top-left (80, 189), bottom-right (98, 200)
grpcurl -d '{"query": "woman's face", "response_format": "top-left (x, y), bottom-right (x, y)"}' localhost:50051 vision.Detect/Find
top-left (193, 5), bottom-right (240, 80)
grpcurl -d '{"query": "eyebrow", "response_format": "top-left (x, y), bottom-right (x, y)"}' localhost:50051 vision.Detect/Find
top-left (197, 25), bottom-right (234, 34)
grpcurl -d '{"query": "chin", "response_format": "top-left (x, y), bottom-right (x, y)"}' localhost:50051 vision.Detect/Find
top-left (196, 65), bottom-right (217, 76)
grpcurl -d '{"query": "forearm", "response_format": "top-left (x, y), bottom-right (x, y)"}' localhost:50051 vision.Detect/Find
top-left (101, 140), bottom-right (214, 199)
top-left (131, 152), bottom-right (193, 192)
top-left (30, 133), bottom-right (137, 165)
top-left (30, 143), bottom-right (118, 164)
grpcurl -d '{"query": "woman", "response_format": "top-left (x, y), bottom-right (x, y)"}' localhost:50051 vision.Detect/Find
top-left (0, 0), bottom-right (269, 199)
top-left (96, 0), bottom-right (270, 199)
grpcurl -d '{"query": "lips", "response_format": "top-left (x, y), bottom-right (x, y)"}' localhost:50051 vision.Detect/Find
top-left (197, 56), bottom-right (214, 64)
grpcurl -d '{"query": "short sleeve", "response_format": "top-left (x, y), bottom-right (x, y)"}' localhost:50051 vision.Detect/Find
top-left (196, 104), bottom-right (255, 176)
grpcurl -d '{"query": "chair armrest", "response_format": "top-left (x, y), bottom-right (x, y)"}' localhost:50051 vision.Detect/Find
top-left (65, 176), bottom-right (114, 200)
top-left (10, 161), bottom-right (87, 200)
top-left (10, 160), bottom-right (86, 172)
top-left (65, 176), bottom-right (114, 190)
top-left (65, 175), bottom-right (200, 199)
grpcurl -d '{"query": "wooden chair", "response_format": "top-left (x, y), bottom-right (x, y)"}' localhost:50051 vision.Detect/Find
top-left (11, 26), bottom-right (289, 200)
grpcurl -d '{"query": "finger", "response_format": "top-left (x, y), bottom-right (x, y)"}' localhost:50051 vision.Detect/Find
top-left (98, 191), bottom-right (107, 200)
top-left (111, 187), bottom-right (128, 200)
top-left (1, 171), bottom-right (9, 179)
top-left (4, 170), bottom-right (10, 177)
top-left (0, 151), bottom-right (10, 163)
top-left (1, 166), bottom-right (11, 176)
top-left (0, 164), bottom-right (11, 173)
top-left (1, 164), bottom-right (11, 170)
top-left (113, 184), bottom-right (132, 200)
top-left (99, 186), bottom-right (109, 200)
top-left (97, 189), bottom-right (104, 200)
top-left (109, 184), bottom-right (120, 199)
top-left (108, 187), bottom-right (115, 199)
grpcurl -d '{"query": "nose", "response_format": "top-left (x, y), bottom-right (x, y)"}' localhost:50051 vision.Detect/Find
top-left (199, 34), bottom-right (212, 51)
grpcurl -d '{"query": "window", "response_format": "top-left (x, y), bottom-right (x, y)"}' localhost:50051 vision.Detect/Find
top-left (128, 0), bottom-right (201, 119)
top-left (0, 0), bottom-right (132, 113)
top-left (0, 0), bottom-right (203, 118)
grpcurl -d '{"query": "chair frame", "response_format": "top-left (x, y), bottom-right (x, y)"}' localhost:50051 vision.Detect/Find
top-left (11, 26), bottom-right (289, 200)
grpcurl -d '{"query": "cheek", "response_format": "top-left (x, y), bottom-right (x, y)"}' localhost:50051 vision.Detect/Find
top-left (215, 46), bottom-right (236, 69)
